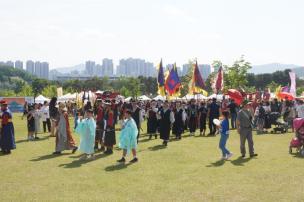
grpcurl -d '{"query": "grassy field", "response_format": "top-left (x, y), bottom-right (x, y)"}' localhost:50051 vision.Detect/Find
top-left (1, 114), bottom-right (304, 202)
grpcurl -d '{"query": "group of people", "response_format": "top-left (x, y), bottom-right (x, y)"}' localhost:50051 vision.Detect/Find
top-left (3, 95), bottom-right (304, 162)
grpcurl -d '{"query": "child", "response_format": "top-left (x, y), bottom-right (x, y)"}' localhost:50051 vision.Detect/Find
top-left (218, 111), bottom-right (233, 160)
top-left (75, 109), bottom-right (96, 160)
top-left (27, 105), bottom-right (35, 141)
top-left (117, 109), bottom-right (139, 163)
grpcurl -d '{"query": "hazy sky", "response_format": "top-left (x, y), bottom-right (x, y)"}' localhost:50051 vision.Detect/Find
top-left (0, 0), bottom-right (303, 68)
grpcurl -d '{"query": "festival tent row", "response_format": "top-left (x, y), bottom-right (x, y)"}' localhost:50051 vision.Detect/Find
top-left (35, 95), bottom-right (50, 104)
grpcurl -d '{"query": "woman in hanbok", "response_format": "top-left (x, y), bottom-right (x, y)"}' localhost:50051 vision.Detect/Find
top-left (53, 103), bottom-right (78, 155)
top-left (0, 101), bottom-right (16, 154)
top-left (75, 109), bottom-right (96, 160)
top-left (117, 109), bottom-right (138, 163)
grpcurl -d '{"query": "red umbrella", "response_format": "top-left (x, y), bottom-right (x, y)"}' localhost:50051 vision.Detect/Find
top-left (227, 89), bottom-right (244, 105)
top-left (278, 92), bottom-right (295, 100)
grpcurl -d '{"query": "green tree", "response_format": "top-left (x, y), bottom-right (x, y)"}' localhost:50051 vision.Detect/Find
top-left (31, 78), bottom-right (49, 98)
top-left (296, 87), bottom-right (304, 96)
top-left (0, 89), bottom-right (15, 96)
top-left (119, 86), bottom-right (131, 97)
top-left (18, 84), bottom-right (33, 96)
top-left (42, 85), bottom-right (57, 98)
top-left (225, 56), bottom-right (251, 89)
top-left (127, 78), bottom-right (141, 98)
top-left (266, 81), bottom-right (280, 92)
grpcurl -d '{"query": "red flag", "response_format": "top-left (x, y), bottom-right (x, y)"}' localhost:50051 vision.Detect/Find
top-left (212, 66), bottom-right (224, 94)
top-left (189, 61), bottom-right (207, 96)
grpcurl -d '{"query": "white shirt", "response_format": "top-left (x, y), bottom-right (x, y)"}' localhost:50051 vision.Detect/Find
top-left (41, 106), bottom-right (50, 121)
top-left (296, 105), bottom-right (304, 118)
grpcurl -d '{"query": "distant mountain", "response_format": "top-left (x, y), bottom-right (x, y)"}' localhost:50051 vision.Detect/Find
top-left (53, 64), bottom-right (85, 74)
top-left (250, 63), bottom-right (301, 74)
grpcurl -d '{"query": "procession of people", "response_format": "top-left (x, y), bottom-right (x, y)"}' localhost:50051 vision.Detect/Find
top-left (2, 94), bottom-right (304, 163)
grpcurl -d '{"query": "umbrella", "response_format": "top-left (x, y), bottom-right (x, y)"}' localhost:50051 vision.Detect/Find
top-left (227, 89), bottom-right (243, 105)
top-left (278, 92), bottom-right (295, 100)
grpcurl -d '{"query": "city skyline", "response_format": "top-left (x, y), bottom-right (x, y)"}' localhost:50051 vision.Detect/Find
top-left (0, 0), bottom-right (303, 68)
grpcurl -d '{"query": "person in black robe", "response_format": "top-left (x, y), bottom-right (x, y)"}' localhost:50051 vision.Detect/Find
top-left (147, 100), bottom-right (158, 139)
top-left (208, 98), bottom-right (220, 136)
top-left (172, 101), bottom-right (186, 139)
top-left (131, 99), bottom-right (141, 142)
top-left (158, 101), bottom-right (175, 146)
top-left (188, 99), bottom-right (198, 136)
top-left (198, 101), bottom-right (208, 136)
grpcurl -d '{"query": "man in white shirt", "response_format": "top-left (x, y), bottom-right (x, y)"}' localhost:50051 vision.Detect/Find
top-left (296, 100), bottom-right (304, 118)
top-left (41, 101), bottom-right (51, 133)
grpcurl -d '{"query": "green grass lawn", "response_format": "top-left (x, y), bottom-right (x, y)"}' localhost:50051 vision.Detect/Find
top-left (1, 114), bottom-right (304, 202)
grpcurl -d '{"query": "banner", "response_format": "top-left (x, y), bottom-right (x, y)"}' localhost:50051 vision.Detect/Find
top-left (289, 72), bottom-right (296, 97)
top-left (0, 97), bottom-right (34, 112)
top-left (57, 87), bottom-right (63, 97)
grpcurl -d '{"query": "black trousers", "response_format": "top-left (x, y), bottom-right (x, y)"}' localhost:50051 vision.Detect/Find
top-left (43, 118), bottom-right (51, 133)
top-left (209, 116), bottom-right (218, 135)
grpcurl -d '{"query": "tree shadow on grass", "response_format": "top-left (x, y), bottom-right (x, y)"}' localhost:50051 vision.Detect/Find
top-left (230, 156), bottom-right (252, 166)
top-left (30, 153), bottom-right (70, 161)
top-left (148, 144), bottom-right (167, 151)
top-left (59, 153), bottom-right (108, 168)
top-left (104, 162), bottom-right (133, 172)
top-left (206, 159), bottom-right (226, 167)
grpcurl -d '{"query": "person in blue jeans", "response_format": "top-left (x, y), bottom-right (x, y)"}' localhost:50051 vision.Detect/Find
top-left (218, 111), bottom-right (233, 160)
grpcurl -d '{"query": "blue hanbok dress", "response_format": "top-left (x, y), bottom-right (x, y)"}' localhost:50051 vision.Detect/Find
top-left (0, 110), bottom-right (16, 151)
top-left (75, 118), bottom-right (96, 154)
top-left (119, 118), bottom-right (138, 153)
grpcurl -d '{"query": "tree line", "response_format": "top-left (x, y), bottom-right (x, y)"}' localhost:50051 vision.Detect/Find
top-left (1, 56), bottom-right (304, 98)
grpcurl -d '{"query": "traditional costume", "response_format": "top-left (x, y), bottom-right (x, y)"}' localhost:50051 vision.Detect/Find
top-left (158, 107), bottom-right (175, 146)
top-left (0, 102), bottom-right (16, 154)
top-left (104, 103), bottom-right (116, 154)
top-left (95, 105), bottom-right (105, 150)
top-left (54, 109), bottom-right (77, 154)
top-left (172, 107), bottom-right (186, 139)
top-left (147, 106), bottom-right (158, 139)
top-left (76, 117), bottom-right (96, 155)
top-left (188, 104), bottom-right (198, 135)
top-left (131, 105), bottom-right (141, 141)
top-left (119, 117), bottom-right (138, 153)
top-left (199, 104), bottom-right (208, 135)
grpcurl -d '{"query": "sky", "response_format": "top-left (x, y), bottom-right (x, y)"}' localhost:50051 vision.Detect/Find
top-left (0, 0), bottom-right (303, 69)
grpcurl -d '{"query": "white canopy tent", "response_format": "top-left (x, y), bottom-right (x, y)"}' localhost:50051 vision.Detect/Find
top-left (208, 94), bottom-right (224, 100)
top-left (138, 95), bottom-right (151, 101)
top-left (153, 95), bottom-right (166, 101)
top-left (35, 95), bottom-right (50, 104)
top-left (58, 93), bottom-right (77, 102)
top-left (182, 94), bottom-right (208, 100)
top-left (95, 90), bottom-right (104, 94)
top-left (125, 97), bottom-right (132, 102)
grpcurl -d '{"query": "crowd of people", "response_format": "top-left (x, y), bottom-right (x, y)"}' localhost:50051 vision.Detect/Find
top-left (1, 95), bottom-right (304, 161)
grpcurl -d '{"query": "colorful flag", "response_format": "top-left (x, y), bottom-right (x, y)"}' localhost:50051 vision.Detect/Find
top-left (281, 86), bottom-right (290, 93)
top-left (172, 63), bottom-right (182, 97)
top-left (165, 63), bottom-right (181, 96)
top-left (289, 72), bottom-right (296, 97)
top-left (189, 61), bottom-right (208, 96)
top-left (57, 87), bottom-right (63, 97)
top-left (212, 66), bottom-right (224, 94)
top-left (157, 59), bottom-right (166, 96)
top-left (275, 85), bottom-right (281, 98)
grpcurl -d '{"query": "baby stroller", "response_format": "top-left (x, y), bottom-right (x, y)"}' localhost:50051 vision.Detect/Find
top-left (289, 118), bottom-right (304, 156)
top-left (269, 112), bottom-right (288, 134)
